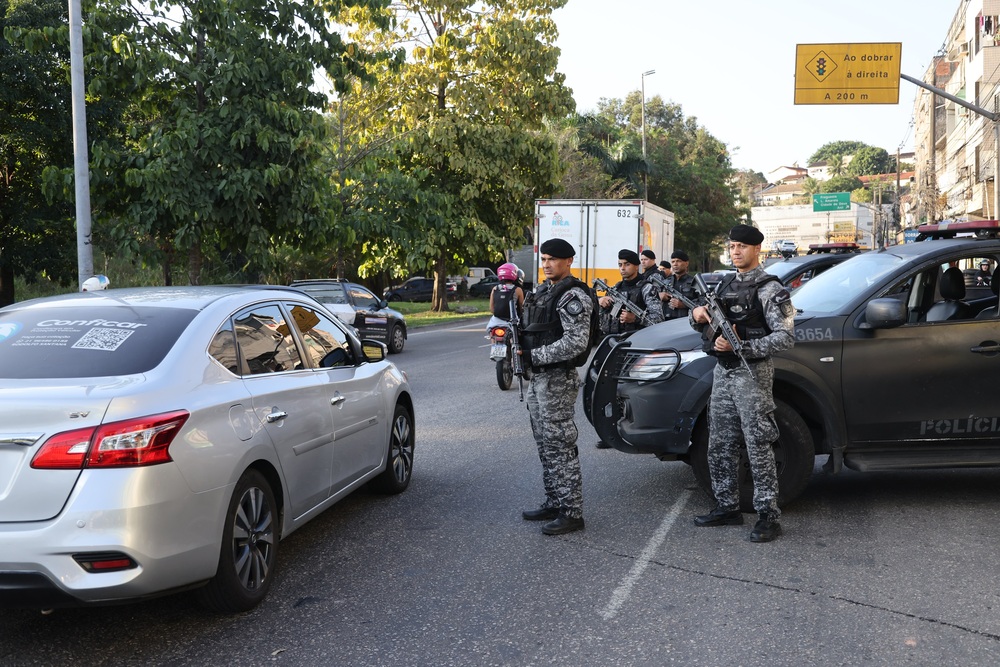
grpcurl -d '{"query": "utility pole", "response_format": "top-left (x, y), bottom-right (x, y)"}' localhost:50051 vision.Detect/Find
top-left (641, 69), bottom-right (655, 201)
top-left (69, 0), bottom-right (93, 288)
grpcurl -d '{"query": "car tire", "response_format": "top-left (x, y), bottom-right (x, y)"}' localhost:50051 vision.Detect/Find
top-left (372, 404), bottom-right (414, 494)
top-left (690, 399), bottom-right (814, 512)
top-left (197, 469), bottom-right (278, 613)
top-left (388, 323), bottom-right (405, 354)
top-left (387, 294), bottom-right (401, 302)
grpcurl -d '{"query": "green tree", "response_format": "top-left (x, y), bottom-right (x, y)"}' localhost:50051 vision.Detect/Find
top-left (69, 0), bottom-right (389, 285)
top-left (333, 1), bottom-right (574, 310)
top-left (821, 174), bottom-right (863, 194)
top-left (809, 140), bottom-right (867, 166)
top-left (847, 145), bottom-right (893, 176)
top-left (0, 0), bottom-right (77, 305)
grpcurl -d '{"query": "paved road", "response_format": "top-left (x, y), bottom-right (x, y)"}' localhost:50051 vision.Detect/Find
top-left (3, 320), bottom-right (1000, 665)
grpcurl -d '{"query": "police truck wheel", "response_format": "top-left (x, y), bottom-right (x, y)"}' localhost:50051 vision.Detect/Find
top-left (497, 357), bottom-right (513, 390)
top-left (690, 399), bottom-right (814, 512)
top-left (388, 324), bottom-right (405, 354)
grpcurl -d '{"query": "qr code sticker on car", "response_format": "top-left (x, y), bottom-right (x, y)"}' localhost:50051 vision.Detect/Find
top-left (72, 327), bottom-right (135, 352)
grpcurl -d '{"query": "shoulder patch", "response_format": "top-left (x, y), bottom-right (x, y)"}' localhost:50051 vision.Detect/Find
top-left (563, 295), bottom-right (584, 315)
top-left (772, 288), bottom-right (795, 317)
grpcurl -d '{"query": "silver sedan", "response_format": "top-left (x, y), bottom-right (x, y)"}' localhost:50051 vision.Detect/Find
top-left (0, 286), bottom-right (415, 612)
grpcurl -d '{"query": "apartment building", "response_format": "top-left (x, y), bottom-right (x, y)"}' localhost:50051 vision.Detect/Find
top-left (913, 0), bottom-right (1000, 224)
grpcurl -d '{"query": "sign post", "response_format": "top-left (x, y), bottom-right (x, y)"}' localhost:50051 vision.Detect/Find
top-left (795, 43), bottom-right (901, 105)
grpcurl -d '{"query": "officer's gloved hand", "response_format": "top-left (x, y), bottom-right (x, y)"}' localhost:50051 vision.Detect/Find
top-left (519, 340), bottom-right (533, 371)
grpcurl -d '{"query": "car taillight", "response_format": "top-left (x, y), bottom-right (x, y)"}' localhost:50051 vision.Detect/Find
top-left (31, 411), bottom-right (190, 470)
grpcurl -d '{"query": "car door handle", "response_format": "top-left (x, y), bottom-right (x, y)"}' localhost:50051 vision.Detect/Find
top-left (265, 410), bottom-right (288, 423)
top-left (971, 343), bottom-right (1000, 355)
top-left (331, 395), bottom-right (346, 406)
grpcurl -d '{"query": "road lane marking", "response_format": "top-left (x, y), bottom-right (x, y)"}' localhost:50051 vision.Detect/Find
top-left (600, 489), bottom-right (693, 620)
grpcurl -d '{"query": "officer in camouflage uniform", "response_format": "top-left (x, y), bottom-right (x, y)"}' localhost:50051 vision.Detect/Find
top-left (690, 225), bottom-right (795, 542)
top-left (598, 249), bottom-right (663, 336)
top-left (518, 238), bottom-right (594, 536)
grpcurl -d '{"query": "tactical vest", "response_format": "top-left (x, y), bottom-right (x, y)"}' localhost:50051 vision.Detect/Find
top-left (664, 273), bottom-right (696, 319)
top-left (523, 277), bottom-right (594, 368)
top-left (703, 272), bottom-right (779, 358)
top-left (492, 283), bottom-right (518, 319)
top-left (608, 278), bottom-right (646, 334)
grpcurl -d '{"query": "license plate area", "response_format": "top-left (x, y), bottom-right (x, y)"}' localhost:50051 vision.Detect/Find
top-left (490, 343), bottom-right (507, 360)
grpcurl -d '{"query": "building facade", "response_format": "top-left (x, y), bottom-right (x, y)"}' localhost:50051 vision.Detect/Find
top-left (913, 0), bottom-right (1000, 225)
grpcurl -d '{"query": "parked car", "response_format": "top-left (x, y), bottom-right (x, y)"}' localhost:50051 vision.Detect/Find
top-left (584, 220), bottom-right (1000, 510)
top-left (383, 277), bottom-right (455, 302)
top-left (289, 279), bottom-right (407, 353)
top-left (469, 275), bottom-right (500, 298)
top-left (0, 286), bottom-right (415, 612)
top-left (764, 242), bottom-right (863, 290)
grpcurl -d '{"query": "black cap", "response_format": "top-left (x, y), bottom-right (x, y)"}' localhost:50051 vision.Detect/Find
top-left (618, 249), bottom-right (641, 265)
top-left (640, 249), bottom-right (656, 260)
top-left (729, 225), bottom-right (764, 245)
top-left (540, 238), bottom-right (575, 258)
top-left (659, 261), bottom-right (671, 269)
top-left (670, 250), bottom-right (690, 262)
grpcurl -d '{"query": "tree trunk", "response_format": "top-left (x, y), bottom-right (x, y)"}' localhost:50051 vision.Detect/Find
top-left (0, 264), bottom-right (15, 307)
top-left (431, 255), bottom-right (450, 312)
top-left (188, 244), bottom-right (203, 286)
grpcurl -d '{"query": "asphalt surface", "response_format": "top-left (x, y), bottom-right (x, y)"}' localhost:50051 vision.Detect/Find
top-left (2, 319), bottom-right (1000, 665)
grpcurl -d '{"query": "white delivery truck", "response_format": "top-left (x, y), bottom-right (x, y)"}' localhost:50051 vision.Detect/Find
top-left (530, 199), bottom-right (675, 286)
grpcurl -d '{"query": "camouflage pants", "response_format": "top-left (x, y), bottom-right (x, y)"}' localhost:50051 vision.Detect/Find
top-left (707, 359), bottom-right (781, 520)
top-left (526, 367), bottom-right (583, 519)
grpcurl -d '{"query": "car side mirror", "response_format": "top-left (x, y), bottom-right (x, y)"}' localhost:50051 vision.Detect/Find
top-left (860, 298), bottom-right (907, 330)
top-left (361, 339), bottom-right (387, 362)
top-left (378, 299), bottom-right (389, 310)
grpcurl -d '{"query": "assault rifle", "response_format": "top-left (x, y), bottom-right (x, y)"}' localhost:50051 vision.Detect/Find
top-left (593, 278), bottom-right (656, 328)
top-left (693, 273), bottom-right (753, 376)
top-left (508, 300), bottom-right (526, 401)
top-left (646, 272), bottom-right (699, 312)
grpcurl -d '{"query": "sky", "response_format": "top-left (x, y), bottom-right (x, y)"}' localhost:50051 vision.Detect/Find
top-left (552, 0), bottom-right (963, 175)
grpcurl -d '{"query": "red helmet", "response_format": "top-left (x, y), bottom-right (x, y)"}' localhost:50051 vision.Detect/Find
top-left (497, 263), bottom-right (519, 281)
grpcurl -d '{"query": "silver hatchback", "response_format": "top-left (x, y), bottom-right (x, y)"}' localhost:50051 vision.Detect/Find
top-left (0, 286), bottom-right (414, 612)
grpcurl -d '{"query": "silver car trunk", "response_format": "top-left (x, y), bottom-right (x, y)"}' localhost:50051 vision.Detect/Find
top-left (0, 384), bottom-right (113, 522)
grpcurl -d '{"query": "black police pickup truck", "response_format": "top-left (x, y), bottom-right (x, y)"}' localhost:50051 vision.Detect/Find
top-left (584, 221), bottom-right (1000, 510)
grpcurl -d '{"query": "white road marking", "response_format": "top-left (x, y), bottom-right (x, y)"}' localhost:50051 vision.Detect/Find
top-left (600, 489), bottom-right (693, 620)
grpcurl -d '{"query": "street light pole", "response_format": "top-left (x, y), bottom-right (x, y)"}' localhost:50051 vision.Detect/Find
top-left (641, 69), bottom-right (655, 200)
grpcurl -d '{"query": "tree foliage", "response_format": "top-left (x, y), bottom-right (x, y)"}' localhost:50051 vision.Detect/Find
top-left (846, 145), bottom-right (893, 176)
top-left (821, 174), bottom-right (863, 194)
top-left (808, 140), bottom-right (868, 166)
top-left (332, 0), bottom-right (574, 309)
top-left (0, 0), bottom-right (78, 305)
top-left (50, 0), bottom-right (391, 285)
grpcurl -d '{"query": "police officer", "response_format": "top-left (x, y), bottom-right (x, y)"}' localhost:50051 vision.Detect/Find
top-left (598, 249), bottom-right (663, 336)
top-left (639, 249), bottom-right (659, 283)
top-left (660, 250), bottom-right (697, 320)
top-left (690, 225), bottom-right (795, 542)
top-left (518, 238), bottom-right (594, 536)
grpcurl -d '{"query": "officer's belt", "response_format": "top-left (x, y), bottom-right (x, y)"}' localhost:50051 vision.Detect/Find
top-left (716, 356), bottom-right (766, 370)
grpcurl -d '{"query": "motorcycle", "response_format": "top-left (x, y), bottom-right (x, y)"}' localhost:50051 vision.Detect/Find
top-left (488, 322), bottom-right (514, 390)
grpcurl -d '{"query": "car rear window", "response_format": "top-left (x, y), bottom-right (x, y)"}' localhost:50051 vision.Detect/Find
top-left (0, 305), bottom-right (196, 379)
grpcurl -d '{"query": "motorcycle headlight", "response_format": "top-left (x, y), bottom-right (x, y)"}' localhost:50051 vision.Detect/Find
top-left (624, 349), bottom-right (707, 381)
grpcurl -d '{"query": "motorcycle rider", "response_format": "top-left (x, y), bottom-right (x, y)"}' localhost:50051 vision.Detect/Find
top-left (487, 263), bottom-right (525, 330)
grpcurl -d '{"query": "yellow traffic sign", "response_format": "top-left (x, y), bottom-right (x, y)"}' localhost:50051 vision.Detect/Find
top-left (795, 43), bottom-right (901, 104)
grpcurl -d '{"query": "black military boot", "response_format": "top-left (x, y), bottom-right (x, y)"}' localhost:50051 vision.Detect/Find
top-left (693, 507), bottom-right (744, 527)
top-left (749, 513), bottom-right (782, 542)
top-left (595, 440), bottom-right (611, 449)
top-left (541, 513), bottom-right (585, 535)
top-left (522, 507), bottom-right (560, 521)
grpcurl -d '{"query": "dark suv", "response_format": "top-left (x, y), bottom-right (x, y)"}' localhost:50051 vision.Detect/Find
top-left (764, 242), bottom-right (863, 289)
top-left (289, 279), bottom-right (407, 353)
top-left (585, 221), bottom-right (1000, 509)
